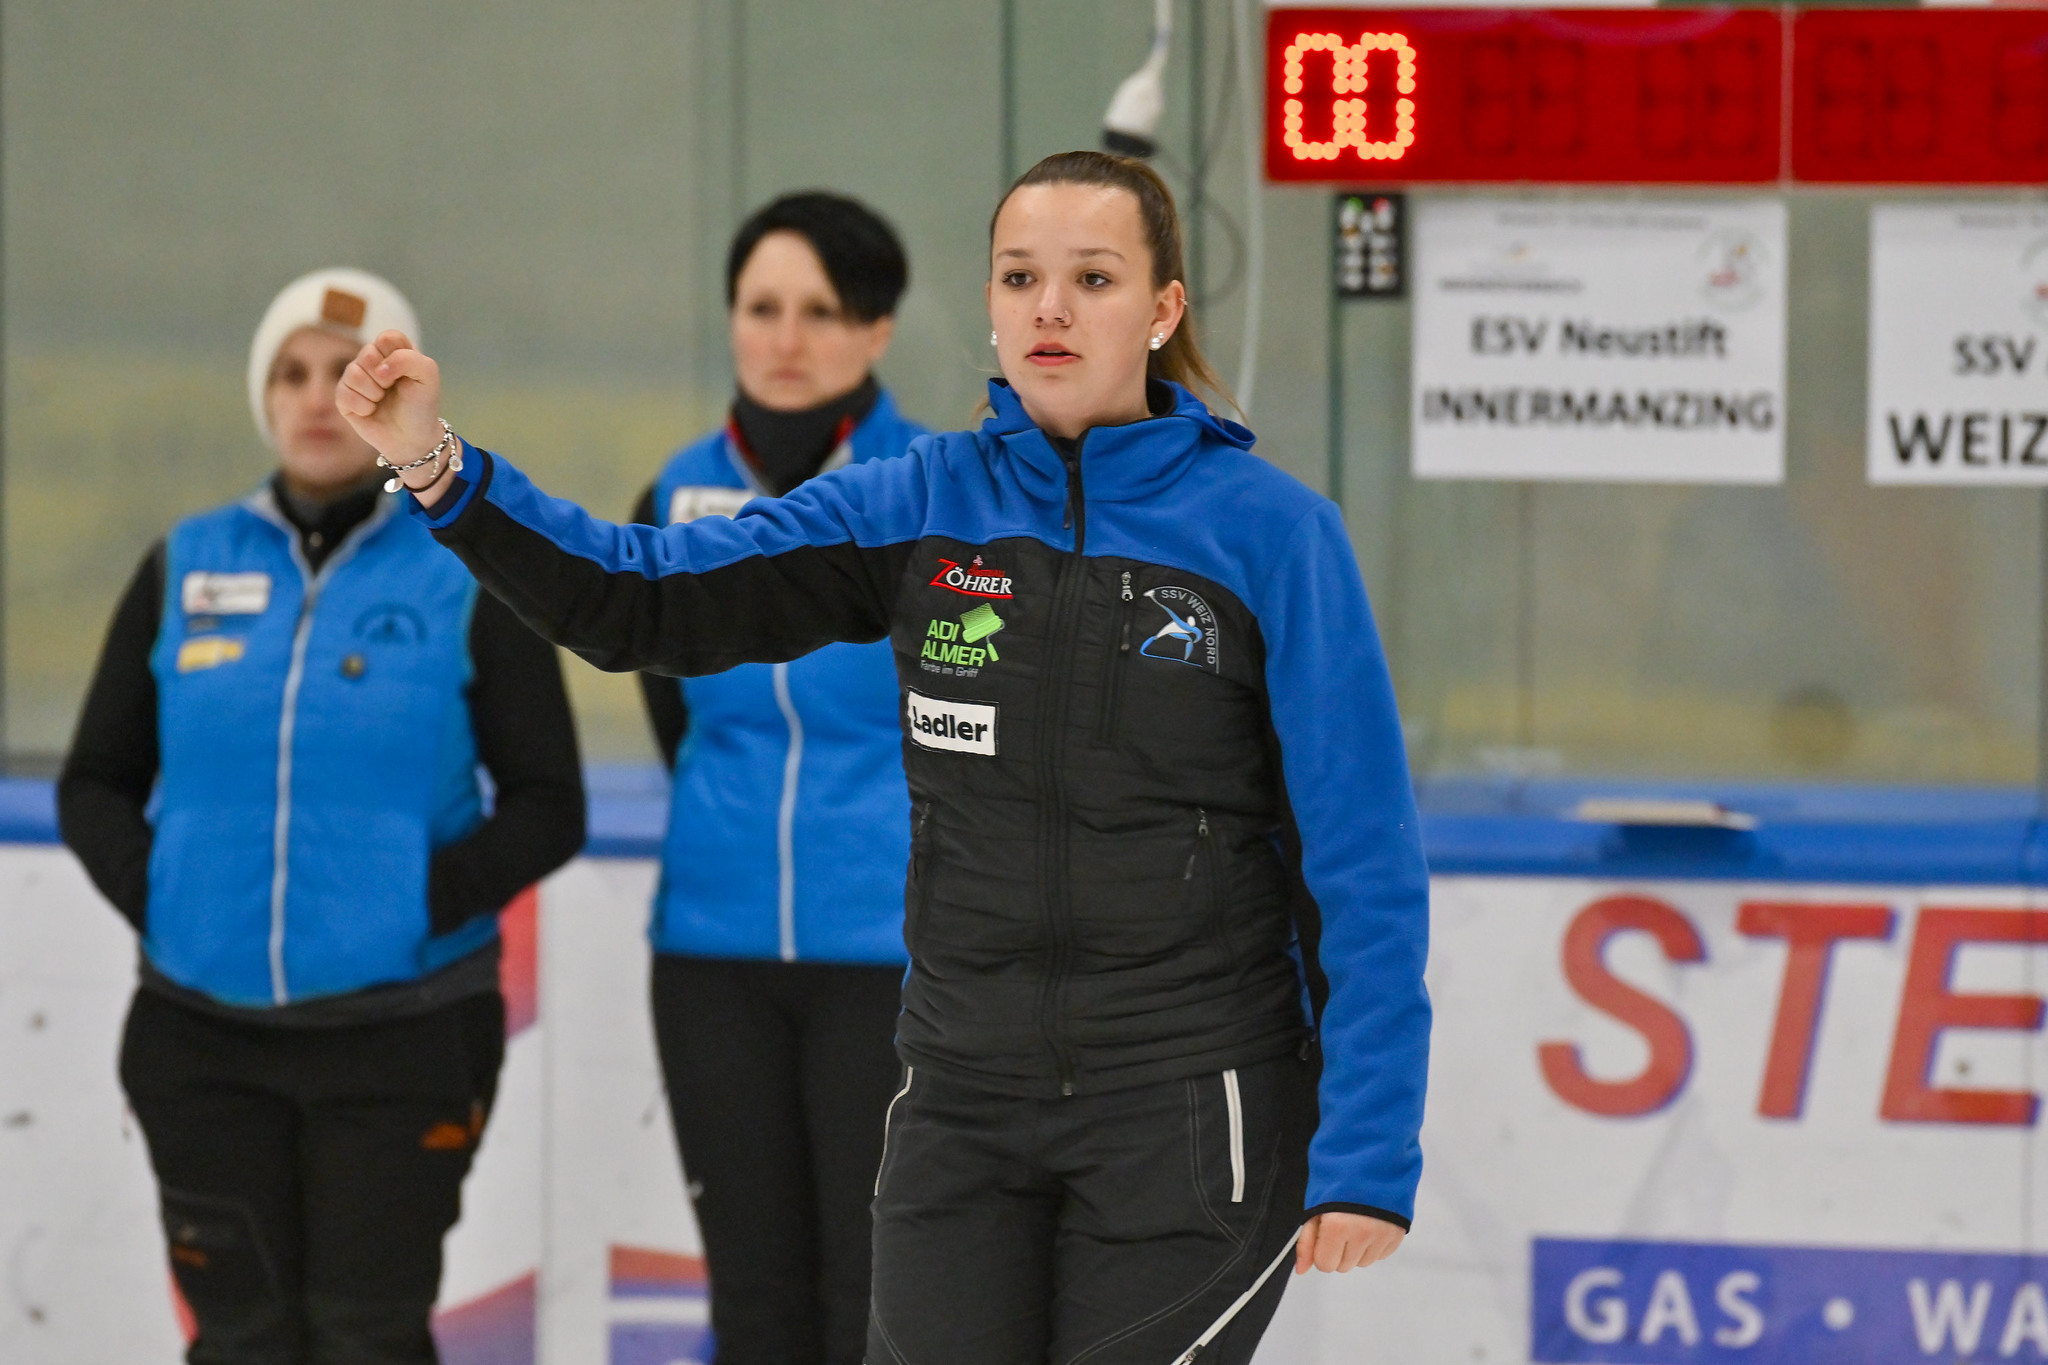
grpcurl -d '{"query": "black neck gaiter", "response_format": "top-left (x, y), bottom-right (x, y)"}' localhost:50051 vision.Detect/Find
top-left (731, 374), bottom-right (880, 496)
top-left (272, 473), bottom-right (381, 572)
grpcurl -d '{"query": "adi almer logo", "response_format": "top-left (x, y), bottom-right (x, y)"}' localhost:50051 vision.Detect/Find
top-left (921, 603), bottom-right (1007, 671)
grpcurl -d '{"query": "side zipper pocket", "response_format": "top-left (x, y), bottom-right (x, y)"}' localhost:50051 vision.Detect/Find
top-left (1222, 1068), bottom-right (1245, 1203)
top-left (912, 801), bottom-right (933, 875)
top-left (1182, 808), bottom-right (1211, 880)
top-left (1185, 809), bottom-right (1235, 966)
top-left (875, 1066), bottom-right (915, 1196)
top-left (907, 802), bottom-right (934, 948)
top-left (1095, 570), bottom-right (1134, 744)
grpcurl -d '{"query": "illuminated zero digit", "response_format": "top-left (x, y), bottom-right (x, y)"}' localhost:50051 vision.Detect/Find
top-left (1355, 33), bottom-right (1419, 160)
top-left (1283, 32), bottom-right (1354, 160)
top-left (1283, 30), bottom-right (1418, 162)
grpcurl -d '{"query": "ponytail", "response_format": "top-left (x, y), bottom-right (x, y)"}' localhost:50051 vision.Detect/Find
top-left (991, 151), bottom-right (1237, 415)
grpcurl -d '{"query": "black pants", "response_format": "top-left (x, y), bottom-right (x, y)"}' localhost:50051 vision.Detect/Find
top-left (650, 954), bottom-right (906, 1365)
top-left (119, 988), bottom-right (506, 1365)
top-left (867, 1052), bottom-right (1315, 1365)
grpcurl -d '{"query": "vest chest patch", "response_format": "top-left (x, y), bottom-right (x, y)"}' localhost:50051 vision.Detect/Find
top-left (905, 691), bottom-right (997, 756)
top-left (176, 636), bottom-right (246, 673)
top-left (182, 571), bottom-right (271, 616)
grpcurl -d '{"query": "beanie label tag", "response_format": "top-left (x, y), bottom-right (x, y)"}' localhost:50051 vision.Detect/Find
top-left (320, 288), bottom-right (367, 329)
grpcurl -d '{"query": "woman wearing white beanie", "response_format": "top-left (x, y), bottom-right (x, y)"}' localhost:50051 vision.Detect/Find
top-left (58, 268), bottom-right (585, 1363)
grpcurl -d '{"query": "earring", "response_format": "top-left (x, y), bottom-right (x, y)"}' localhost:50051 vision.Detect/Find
top-left (1149, 333), bottom-right (1165, 351)
top-left (990, 330), bottom-right (999, 347)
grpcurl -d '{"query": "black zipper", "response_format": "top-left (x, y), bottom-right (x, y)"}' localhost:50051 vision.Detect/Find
top-left (1038, 441), bottom-right (1088, 1095)
top-left (1095, 569), bottom-right (1134, 744)
top-left (1184, 808), bottom-right (1234, 963)
top-left (1182, 808), bottom-right (1211, 881)
top-left (911, 800), bottom-right (933, 878)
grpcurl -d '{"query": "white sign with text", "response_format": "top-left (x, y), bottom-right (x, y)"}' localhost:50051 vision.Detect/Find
top-left (1868, 205), bottom-right (2048, 486)
top-left (1412, 198), bottom-right (1787, 484)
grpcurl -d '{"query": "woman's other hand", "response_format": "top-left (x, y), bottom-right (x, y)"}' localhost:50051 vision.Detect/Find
top-left (336, 330), bottom-right (446, 488)
top-left (1294, 1211), bottom-right (1405, 1275)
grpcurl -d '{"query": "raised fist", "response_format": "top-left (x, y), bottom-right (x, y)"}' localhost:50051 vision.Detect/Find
top-left (336, 330), bottom-right (445, 478)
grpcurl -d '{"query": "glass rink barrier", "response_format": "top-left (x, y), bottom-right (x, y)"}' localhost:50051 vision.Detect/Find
top-left (8, 767), bottom-right (2048, 1363)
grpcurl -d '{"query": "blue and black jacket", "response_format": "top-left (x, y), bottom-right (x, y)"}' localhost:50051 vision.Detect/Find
top-left (630, 391), bottom-right (923, 963)
top-left (416, 380), bottom-right (1431, 1226)
top-left (59, 479), bottom-right (585, 1017)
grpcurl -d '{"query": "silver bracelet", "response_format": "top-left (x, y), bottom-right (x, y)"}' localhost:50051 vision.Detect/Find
top-left (376, 419), bottom-right (463, 493)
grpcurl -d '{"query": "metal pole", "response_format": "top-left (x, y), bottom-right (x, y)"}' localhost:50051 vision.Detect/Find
top-left (730, 0), bottom-right (747, 220)
top-left (1188, 0), bottom-right (1206, 302)
top-left (1, 7), bottom-right (10, 767)
top-left (1326, 290), bottom-right (1344, 510)
top-left (2038, 490), bottom-right (2048, 813)
top-left (1517, 484), bottom-right (1536, 750)
top-left (999, 0), bottom-right (1018, 188)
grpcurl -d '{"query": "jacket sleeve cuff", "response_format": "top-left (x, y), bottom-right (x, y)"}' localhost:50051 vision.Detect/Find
top-left (1304, 1202), bottom-right (1412, 1232)
top-left (407, 440), bottom-right (490, 529)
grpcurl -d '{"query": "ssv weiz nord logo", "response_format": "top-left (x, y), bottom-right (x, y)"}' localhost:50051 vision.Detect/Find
top-left (1140, 587), bottom-right (1219, 673)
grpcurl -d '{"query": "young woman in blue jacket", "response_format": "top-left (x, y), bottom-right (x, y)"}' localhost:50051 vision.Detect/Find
top-left (629, 192), bottom-right (923, 1365)
top-left (342, 153), bottom-right (1429, 1365)
top-left (59, 269), bottom-right (584, 1364)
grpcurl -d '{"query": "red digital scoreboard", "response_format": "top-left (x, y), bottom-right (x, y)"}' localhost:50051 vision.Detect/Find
top-left (1791, 9), bottom-right (2048, 184)
top-left (1267, 7), bottom-right (2048, 185)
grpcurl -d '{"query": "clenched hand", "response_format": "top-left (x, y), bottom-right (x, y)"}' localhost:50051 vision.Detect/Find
top-left (335, 330), bottom-right (452, 497)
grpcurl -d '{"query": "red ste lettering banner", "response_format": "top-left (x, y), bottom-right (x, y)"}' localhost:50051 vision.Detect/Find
top-left (1267, 8), bottom-right (2048, 185)
top-left (1332, 878), bottom-right (2048, 1363)
top-left (1531, 893), bottom-right (2048, 1127)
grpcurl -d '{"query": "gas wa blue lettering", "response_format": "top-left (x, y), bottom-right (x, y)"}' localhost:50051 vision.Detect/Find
top-left (1535, 1237), bottom-right (2048, 1363)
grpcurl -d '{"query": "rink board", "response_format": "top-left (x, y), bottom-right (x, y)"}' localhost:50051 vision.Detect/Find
top-left (5, 847), bottom-right (2047, 1364)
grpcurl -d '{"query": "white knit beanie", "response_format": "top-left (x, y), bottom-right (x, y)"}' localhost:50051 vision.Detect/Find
top-left (247, 267), bottom-right (420, 446)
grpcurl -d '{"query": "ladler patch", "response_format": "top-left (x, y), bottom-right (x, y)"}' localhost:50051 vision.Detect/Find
top-left (904, 691), bottom-right (997, 756)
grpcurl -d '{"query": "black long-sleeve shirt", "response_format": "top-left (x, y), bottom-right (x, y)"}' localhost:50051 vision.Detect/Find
top-left (631, 481), bottom-right (690, 767)
top-left (58, 481), bottom-right (586, 1021)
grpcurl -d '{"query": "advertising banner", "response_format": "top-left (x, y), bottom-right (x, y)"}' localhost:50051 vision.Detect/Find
top-left (1328, 876), bottom-right (2048, 1364)
top-left (12, 849), bottom-right (2048, 1363)
top-left (1411, 199), bottom-right (1787, 484)
top-left (1868, 205), bottom-right (2048, 486)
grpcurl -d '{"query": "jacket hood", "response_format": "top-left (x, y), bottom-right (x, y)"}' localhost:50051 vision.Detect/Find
top-left (978, 378), bottom-right (1255, 505)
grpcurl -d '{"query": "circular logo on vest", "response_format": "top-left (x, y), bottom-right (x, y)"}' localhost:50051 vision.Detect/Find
top-left (353, 603), bottom-right (428, 644)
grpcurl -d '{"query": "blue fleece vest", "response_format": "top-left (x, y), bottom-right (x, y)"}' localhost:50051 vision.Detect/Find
top-left (648, 390), bottom-right (921, 963)
top-left (147, 488), bottom-right (489, 1007)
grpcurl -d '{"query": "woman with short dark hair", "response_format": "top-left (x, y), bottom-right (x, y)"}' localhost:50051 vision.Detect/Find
top-left (341, 151), bottom-right (1428, 1365)
top-left (628, 191), bottom-right (923, 1365)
